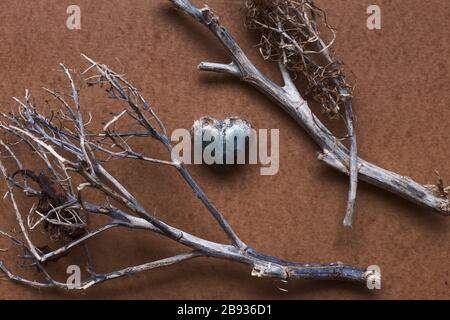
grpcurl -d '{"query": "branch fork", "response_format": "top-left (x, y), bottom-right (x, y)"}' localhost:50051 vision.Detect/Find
top-left (0, 56), bottom-right (373, 290)
top-left (170, 0), bottom-right (450, 220)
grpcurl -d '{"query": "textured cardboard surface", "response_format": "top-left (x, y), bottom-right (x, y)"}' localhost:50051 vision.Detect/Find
top-left (0, 0), bottom-right (449, 299)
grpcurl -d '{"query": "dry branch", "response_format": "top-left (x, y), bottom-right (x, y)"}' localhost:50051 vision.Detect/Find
top-left (0, 57), bottom-right (376, 290)
top-left (244, 0), bottom-right (358, 226)
top-left (169, 0), bottom-right (450, 219)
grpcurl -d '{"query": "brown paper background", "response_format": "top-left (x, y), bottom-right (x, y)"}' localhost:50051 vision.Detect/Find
top-left (0, 0), bottom-right (449, 300)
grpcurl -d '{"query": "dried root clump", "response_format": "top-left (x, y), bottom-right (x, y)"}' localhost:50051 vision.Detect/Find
top-left (11, 170), bottom-right (86, 242)
top-left (244, 0), bottom-right (352, 118)
top-left (244, 0), bottom-right (359, 227)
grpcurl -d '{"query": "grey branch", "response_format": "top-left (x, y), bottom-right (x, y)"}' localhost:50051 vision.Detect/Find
top-left (170, 0), bottom-right (450, 217)
top-left (0, 56), bottom-right (375, 290)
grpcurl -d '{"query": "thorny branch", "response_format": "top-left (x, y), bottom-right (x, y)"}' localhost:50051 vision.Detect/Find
top-left (169, 0), bottom-right (450, 219)
top-left (0, 56), bottom-right (376, 289)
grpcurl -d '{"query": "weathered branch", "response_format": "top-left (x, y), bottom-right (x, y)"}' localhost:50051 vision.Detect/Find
top-left (0, 252), bottom-right (201, 289)
top-left (0, 57), bottom-right (375, 290)
top-left (170, 0), bottom-right (450, 217)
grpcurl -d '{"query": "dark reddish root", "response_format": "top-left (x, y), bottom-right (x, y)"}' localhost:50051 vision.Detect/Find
top-left (12, 169), bottom-right (86, 242)
top-left (244, 0), bottom-right (353, 118)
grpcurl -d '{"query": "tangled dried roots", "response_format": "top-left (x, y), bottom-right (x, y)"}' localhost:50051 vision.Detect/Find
top-left (37, 177), bottom-right (86, 241)
top-left (13, 170), bottom-right (87, 242)
top-left (244, 0), bottom-right (353, 118)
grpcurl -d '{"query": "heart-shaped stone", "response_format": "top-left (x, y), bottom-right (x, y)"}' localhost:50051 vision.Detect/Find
top-left (191, 116), bottom-right (253, 165)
